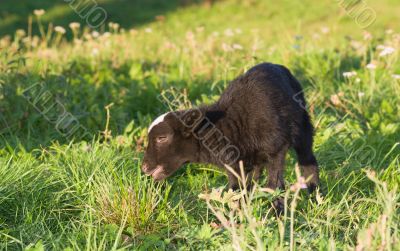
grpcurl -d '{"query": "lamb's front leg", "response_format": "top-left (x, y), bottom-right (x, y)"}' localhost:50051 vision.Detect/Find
top-left (227, 165), bottom-right (262, 191)
top-left (227, 170), bottom-right (240, 190)
top-left (267, 149), bottom-right (287, 215)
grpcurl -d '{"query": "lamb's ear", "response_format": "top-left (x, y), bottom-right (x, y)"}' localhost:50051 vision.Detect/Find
top-left (204, 110), bottom-right (225, 124)
top-left (177, 109), bottom-right (225, 138)
top-left (174, 110), bottom-right (203, 137)
top-left (191, 110), bottom-right (225, 137)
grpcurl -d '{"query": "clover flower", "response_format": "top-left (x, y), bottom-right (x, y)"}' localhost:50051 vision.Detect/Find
top-left (366, 62), bottom-right (377, 70)
top-left (379, 46), bottom-right (395, 57)
top-left (363, 31), bottom-right (372, 40)
top-left (290, 176), bottom-right (307, 191)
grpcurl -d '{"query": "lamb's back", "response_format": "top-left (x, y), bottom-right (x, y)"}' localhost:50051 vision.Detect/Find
top-left (216, 63), bottom-right (305, 156)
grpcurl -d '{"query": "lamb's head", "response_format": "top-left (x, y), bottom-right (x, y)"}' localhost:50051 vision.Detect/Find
top-left (142, 109), bottom-right (227, 180)
top-left (141, 111), bottom-right (199, 181)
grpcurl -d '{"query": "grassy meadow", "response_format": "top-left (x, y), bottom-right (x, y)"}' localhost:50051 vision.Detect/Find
top-left (0, 0), bottom-right (400, 250)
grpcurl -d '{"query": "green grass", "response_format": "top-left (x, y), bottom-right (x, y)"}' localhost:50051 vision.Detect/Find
top-left (0, 0), bottom-right (400, 250)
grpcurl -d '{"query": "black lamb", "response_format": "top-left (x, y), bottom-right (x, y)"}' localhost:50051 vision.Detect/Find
top-left (142, 62), bottom-right (319, 210)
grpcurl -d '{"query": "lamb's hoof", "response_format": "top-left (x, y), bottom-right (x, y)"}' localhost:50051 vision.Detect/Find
top-left (307, 182), bottom-right (326, 197)
top-left (307, 183), bottom-right (318, 194)
top-left (272, 198), bottom-right (284, 216)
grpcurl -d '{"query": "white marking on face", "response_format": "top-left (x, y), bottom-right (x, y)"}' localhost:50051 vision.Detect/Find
top-left (148, 112), bottom-right (170, 133)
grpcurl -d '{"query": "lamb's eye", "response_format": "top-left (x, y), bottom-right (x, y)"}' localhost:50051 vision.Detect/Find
top-left (156, 136), bottom-right (168, 143)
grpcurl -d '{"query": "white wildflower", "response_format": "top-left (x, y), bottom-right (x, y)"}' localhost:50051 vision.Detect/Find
top-left (321, 27), bottom-right (330, 34)
top-left (92, 48), bottom-right (99, 56)
top-left (91, 31), bottom-right (100, 38)
top-left (392, 74), bottom-right (400, 80)
top-left (54, 26), bottom-right (66, 34)
top-left (221, 43), bottom-right (232, 52)
top-left (358, 92), bottom-right (365, 98)
top-left (34, 9), bottom-right (45, 16)
top-left (343, 71), bottom-right (357, 78)
top-left (144, 27), bottom-right (152, 33)
top-left (102, 32), bottom-right (111, 38)
top-left (69, 22), bottom-right (80, 29)
top-left (108, 22), bottom-right (120, 31)
top-left (224, 28), bottom-right (234, 37)
top-left (376, 45), bottom-right (386, 50)
top-left (232, 44), bottom-right (243, 50)
top-left (16, 29), bottom-right (26, 37)
top-left (386, 29), bottom-right (394, 35)
top-left (129, 29), bottom-right (138, 36)
top-left (379, 46), bottom-right (395, 57)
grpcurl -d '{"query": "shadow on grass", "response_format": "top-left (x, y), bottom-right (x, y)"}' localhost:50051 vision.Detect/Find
top-left (0, 0), bottom-right (208, 38)
top-left (0, 59), bottom-right (219, 151)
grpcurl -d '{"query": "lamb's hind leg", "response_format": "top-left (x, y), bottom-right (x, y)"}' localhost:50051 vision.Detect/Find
top-left (294, 117), bottom-right (319, 193)
top-left (267, 148), bottom-right (287, 214)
